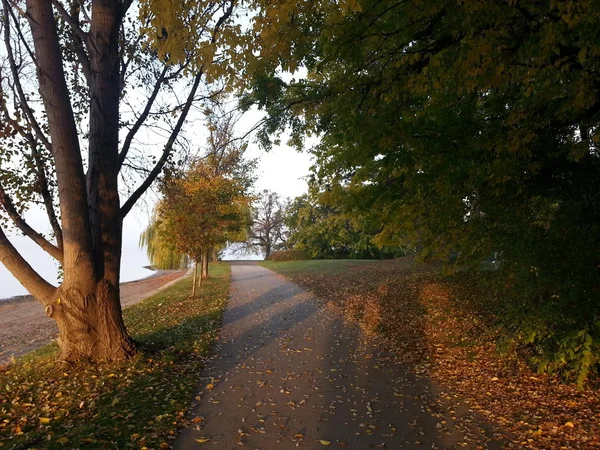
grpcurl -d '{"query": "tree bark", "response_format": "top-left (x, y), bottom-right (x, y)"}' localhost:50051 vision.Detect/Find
top-left (192, 260), bottom-right (198, 297)
top-left (49, 280), bottom-right (135, 362)
top-left (202, 248), bottom-right (210, 278)
top-left (27, 0), bottom-right (95, 286)
top-left (23, 0), bottom-right (135, 361)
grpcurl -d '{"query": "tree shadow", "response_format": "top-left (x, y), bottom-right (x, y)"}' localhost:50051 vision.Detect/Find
top-left (174, 263), bottom-right (509, 449)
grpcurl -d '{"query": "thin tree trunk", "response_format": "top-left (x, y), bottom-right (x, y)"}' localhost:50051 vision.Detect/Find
top-left (202, 248), bottom-right (210, 279)
top-left (192, 260), bottom-right (198, 297)
top-left (198, 253), bottom-right (204, 289)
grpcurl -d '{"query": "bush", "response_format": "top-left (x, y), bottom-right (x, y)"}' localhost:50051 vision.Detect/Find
top-left (268, 249), bottom-right (309, 261)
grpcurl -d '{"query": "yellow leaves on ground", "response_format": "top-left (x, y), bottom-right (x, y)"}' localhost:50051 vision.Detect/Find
top-left (195, 437), bottom-right (210, 443)
top-left (0, 265), bottom-right (231, 449)
top-left (266, 258), bottom-right (600, 449)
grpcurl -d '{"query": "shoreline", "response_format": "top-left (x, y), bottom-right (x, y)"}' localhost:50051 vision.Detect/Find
top-left (0, 268), bottom-right (189, 363)
top-left (0, 266), bottom-right (164, 305)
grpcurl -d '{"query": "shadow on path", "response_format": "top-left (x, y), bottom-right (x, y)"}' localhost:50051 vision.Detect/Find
top-left (174, 263), bottom-right (506, 449)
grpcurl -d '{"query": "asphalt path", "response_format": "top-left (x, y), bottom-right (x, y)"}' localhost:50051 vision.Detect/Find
top-left (175, 263), bottom-right (505, 449)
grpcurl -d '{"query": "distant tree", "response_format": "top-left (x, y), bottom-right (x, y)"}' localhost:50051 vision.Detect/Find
top-left (147, 113), bottom-right (254, 294)
top-left (139, 213), bottom-right (189, 270)
top-left (285, 191), bottom-right (398, 259)
top-left (246, 190), bottom-right (287, 259)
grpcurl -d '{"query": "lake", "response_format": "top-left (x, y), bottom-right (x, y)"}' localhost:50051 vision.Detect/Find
top-left (0, 235), bottom-right (153, 300)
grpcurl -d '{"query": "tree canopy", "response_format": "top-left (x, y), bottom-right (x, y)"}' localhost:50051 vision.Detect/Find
top-left (245, 0), bottom-right (600, 382)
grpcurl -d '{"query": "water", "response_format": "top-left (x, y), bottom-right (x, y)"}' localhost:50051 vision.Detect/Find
top-left (0, 236), bottom-right (153, 300)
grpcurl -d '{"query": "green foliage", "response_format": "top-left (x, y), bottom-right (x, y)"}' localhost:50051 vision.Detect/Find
top-left (533, 325), bottom-right (600, 387)
top-left (284, 191), bottom-right (412, 260)
top-left (139, 212), bottom-right (189, 270)
top-left (247, 0), bottom-right (600, 383)
top-left (268, 249), bottom-right (309, 261)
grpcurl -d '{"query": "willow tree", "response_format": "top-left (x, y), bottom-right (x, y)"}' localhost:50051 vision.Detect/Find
top-left (139, 214), bottom-right (189, 270)
top-left (0, 0), bottom-right (237, 362)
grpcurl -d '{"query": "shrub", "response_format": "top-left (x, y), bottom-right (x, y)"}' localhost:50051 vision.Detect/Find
top-left (268, 249), bottom-right (309, 261)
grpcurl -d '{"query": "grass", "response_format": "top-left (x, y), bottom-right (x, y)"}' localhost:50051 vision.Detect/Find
top-left (0, 263), bottom-right (230, 450)
top-left (260, 259), bottom-right (377, 276)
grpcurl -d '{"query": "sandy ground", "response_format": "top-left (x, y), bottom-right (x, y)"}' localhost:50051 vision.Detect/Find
top-left (174, 263), bottom-right (505, 450)
top-left (0, 269), bottom-right (188, 363)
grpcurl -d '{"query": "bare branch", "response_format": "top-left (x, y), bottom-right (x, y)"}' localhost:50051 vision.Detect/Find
top-left (0, 225), bottom-right (57, 302)
top-left (29, 141), bottom-right (63, 249)
top-left (0, 62), bottom-right (63, 249)
top-left (0, 184), bottom-right (63, 262)
top-left (67, 0), bottom-right (91, 85)
top-left (2, 0), bottom-right (52, 152)
top-left (118, 65), bottom-right (169, 168)
top-left (121, 68), bottom-right (205, 217)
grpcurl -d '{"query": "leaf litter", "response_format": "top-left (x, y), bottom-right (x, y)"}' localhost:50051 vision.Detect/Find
top-left (266, 257), bottom-right (600, 449)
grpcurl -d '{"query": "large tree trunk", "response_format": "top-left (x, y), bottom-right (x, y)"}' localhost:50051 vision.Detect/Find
top-left (25, 0), bottom-right (135, 362)
top-left (48, 280), bottom-right (135, 361)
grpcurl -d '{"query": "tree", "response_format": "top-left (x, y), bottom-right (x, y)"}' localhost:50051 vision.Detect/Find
top-left (246, 190), bottom-right (287, 259)
top-left (157, 160), bottom-right (252, 295)
top-left (247, 0), bottom-right (600, 381)
top-left (146, 111), bottom-right (254, 295)
top-left (285, 191), bottom-right (395, 259)
top-left (139, 212), bottom-right (189, 270)
top-left (0, 0), bottom-right (236, 361)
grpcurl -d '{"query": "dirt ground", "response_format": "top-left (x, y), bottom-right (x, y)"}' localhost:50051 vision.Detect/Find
top-left (0, 269), bottom-right (188, 363)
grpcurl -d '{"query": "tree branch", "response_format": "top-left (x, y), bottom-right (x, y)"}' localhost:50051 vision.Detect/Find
top-left (118, 65), bottom-right (170, 168)
top-left (2, 0), bottom-right (52, 152)
top-left (0, 184), bottom-right (63, 262)
top-left (0, 51), bottom-right (63, 249)
top-left (120, 0), bottom-right (235, 217)
top-left (28, 140), bottom-right (63, 249)
top-left (50, 0), bottom-right (88, 45)
top-left (0, 225), bottom-right (57, 302)
top-left (121, 68), bottom-right (205, 217)
top-left (67, 0), bottom-right (91, 86)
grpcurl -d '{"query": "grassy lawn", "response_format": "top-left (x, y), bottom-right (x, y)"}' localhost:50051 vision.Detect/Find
top-left (261, 258), bottom-right (600, 450)
top-left (260, 259), bottom-right (377, 276)
top-left (0, 263), bottom-right (230, 450)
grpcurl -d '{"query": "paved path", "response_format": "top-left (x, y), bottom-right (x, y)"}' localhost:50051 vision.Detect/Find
top-left (175, 263), bottom-right (505, 450)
